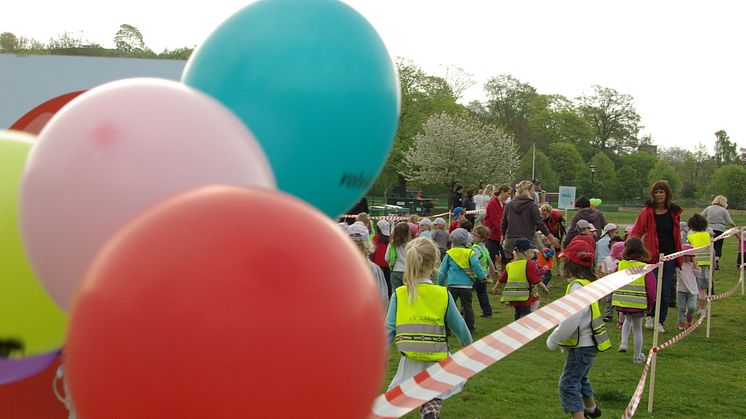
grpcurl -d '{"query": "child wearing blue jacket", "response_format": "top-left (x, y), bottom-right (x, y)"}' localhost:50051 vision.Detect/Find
top-left (436, 228), bottom-right (486, 332)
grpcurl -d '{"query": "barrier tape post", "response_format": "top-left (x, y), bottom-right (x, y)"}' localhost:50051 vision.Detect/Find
top-left (647, 254), bottom-right (664, 413)
top-left (741, 230), bottom-right (745, 296)
top-left (706, 244), bottom-right (715, 338)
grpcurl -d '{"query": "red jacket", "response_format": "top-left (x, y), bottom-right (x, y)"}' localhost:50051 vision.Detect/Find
top-left (544, 209), bottom-right (565, 237)
top-left (630, 201), bottom-right (683, 266)
top-left (483, 197), bottom-right (505, 241)
top-left (371, 235), bottom-right (389, 268)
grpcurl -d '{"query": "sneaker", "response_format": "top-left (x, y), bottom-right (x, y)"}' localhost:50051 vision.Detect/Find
top-left (617, 344), bottom-right (628, 353)
top-left (584, 405), bottom-right (602, 418)
top-left (645, 317), bottom-right (654, 329)
top-left (655, 323), bottom-right (666, 333)
top-left (677, 322), bottom-right (685, 331)
top-left (633, 353), bottom-right (647, 364)
top-left (697, 308), bottom-right (706, 317)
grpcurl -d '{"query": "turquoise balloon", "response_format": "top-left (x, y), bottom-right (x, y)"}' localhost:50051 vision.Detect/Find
top-left (182, 0), bottom-right (400, 217)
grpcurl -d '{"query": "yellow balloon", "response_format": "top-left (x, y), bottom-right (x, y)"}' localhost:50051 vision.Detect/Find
top-left (0, 130), bottom-right (67, 357)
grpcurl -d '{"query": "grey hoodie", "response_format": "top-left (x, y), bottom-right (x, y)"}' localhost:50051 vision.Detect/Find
top-left (501, 197), bottom-right (551, 239)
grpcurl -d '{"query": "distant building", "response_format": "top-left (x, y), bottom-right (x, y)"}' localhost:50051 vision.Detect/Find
top-left (639, 144), bottom-right (658, 155)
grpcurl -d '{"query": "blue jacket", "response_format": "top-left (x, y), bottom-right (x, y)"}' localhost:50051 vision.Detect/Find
top-left (436, 246), bottom-right (486, 287)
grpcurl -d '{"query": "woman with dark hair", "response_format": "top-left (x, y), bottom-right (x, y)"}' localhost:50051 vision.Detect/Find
top-left (629, 180), bottom-right (683, 333)
top-left (701, 195), bottom-right (737, 270)
top-left (564, 196), bottom-right (607, 247)
top-left (463, 189), bottom-right (477, 224)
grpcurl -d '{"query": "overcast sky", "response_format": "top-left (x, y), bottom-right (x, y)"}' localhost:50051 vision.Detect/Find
top-left (2, 0), bottom-right (744, 151)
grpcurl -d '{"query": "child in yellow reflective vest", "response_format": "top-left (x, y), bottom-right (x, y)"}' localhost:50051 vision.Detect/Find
top-left (547, 239), bottom-right (608, 419)
top-left (613, 238), bottom-right (656, 364)
top-left (687, 214), bottom-right (712, 315)
top-left (496, 238), bottom-right (546, 320)
top-left (385, 237), bottom-right (472, 419)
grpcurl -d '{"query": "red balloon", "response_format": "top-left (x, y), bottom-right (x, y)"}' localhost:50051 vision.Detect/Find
top-left (65, 186), bottom-right (385, 418)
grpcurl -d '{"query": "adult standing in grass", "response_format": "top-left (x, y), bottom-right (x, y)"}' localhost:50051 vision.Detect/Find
top-left (483, 185), bottom-right (510, 268)
top-left (564, 196), bottom-right (607, 246)
top-left (701, 195), bottom-right (737, 270)
top-left (629, 180), bottom-right (683, 333)
top-left (501, 180), bottom-right (560, 262)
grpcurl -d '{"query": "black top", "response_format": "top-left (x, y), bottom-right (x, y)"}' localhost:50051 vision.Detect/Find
top-left (655, 211), bottom-right (676, 255)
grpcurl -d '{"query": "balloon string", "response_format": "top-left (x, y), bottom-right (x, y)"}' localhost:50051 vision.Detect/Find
top-left (53, 365), bottom-right (77, 419)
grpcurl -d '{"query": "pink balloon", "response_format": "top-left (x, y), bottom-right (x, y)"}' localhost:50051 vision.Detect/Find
top-left (20, 78), bottom-right (276, 311)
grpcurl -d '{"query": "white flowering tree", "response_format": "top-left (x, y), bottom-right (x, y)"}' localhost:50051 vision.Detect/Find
top-left (404, 112), bottom-right (519, 209)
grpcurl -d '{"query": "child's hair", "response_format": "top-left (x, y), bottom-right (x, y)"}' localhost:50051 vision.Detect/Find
top-left (459, 219), bottom-right (473, 232)
top-left (687, 213), bottom-right (708, 232)
top-left (352, 237), bottom-right (375, 256)
top-left (408, 214), bottom-right (420, 224)
top-left (473, 225), bottom-right (490, 241)
top-left (623, 237), bottom-right (650, 262)
top-left (403, 237), bottom-right (440, 304)
top-left (563, 260), bottom-right (597, 281)
top-left (512, 249), bottom-right (530, 261)
top-left (392, 222), bottom-right (411, 247)
top-left (356, 212), bottom-right (370, 226)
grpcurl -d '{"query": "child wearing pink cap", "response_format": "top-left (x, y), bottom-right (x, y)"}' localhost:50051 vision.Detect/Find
top-left (597, 238), bottom-right (625, 322)
top-left (676, 244), bottom-right (701, 330)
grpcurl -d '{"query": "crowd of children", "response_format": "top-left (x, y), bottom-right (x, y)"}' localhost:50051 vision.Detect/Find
top-left (339, 193), bottom-right (739, 418)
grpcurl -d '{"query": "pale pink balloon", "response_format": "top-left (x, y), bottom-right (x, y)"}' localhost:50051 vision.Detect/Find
top-left (20, 78), bottom-right (276, 311)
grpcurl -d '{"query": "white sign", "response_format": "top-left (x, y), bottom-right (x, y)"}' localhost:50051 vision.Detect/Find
top-left (558, 186), bottom-right (576, 210)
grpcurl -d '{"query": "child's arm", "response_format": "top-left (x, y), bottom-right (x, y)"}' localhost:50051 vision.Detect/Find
top-left (445, 293), bottom-right (473, 346)
top-left (384, 243), bottom-right (392, 264)
top-left (436, 256), bottom-right (449, 286)
top-left (492, 269), bottom-right (508, 293)
top-left (384, 293), bottom-right (398, 346)
top-left (547, 283), bottom-right (586, 350)
top-left (525, 260), bottom-right (543, 284)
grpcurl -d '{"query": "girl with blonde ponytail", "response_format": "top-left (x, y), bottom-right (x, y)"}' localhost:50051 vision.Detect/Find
top-left (385, 237), bottom-right (473, 419)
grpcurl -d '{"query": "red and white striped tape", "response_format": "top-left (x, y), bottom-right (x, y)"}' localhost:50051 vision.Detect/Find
top-left (621, 311), bottom-right (708, 419)
top-left (369, 264), bottom-right (657, 419)
top-left (706, 275), bottom-right (744, 302)
top-left (340, 209), bottom-right (487, 221)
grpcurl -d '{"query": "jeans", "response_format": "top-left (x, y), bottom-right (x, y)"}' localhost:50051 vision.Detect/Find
top-left (677, 291), bottom-right (697, 323)
top-left (448, 287), bottom-right (474, 331)
top-left (473, 281), bottom-right (492, 316)
top-left (653, 260), bottom-right (677, 324)
top-left (558, 346), bottom-right (597, 414)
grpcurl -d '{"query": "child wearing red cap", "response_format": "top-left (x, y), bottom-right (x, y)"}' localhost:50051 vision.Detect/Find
top-left (547, 239), bottom-right (608, 419)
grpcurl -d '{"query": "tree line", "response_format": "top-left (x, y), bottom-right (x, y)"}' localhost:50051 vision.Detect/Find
top-left (372, 60), bottom-right (746, 208)
top-left (3, 27), bottom-right (745, 206)
top-left (0, 24), bottom-right (193, 60)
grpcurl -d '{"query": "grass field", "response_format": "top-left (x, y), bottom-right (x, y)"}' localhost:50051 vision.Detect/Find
top-left (382, 212), bottom-right (746, 418)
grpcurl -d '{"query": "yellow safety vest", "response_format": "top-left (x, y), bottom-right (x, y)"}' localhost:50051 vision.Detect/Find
top-left (472, 243), bottom-right (490, 276)
top-left (687, 231), bottom-right (712, 266)
top-left (394, 283), bottom-right (449, 362)
top-left (501, 259), bottom-right (530, 302)
top-left (611, 260), bottom-right (648, 309)
top-left (446, 247), bottom-right (476, 279)
top-left (560, 279), bottom-right (612, 352)
top-left (387, 245), bottom-right (398, 270)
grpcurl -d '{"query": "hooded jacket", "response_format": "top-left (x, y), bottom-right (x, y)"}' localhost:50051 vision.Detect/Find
top-left (630, 201), bottom-right (683, 266)
top-left (501, 197), bottom-right (551, 240)
top-left (564, 208), bottom-right (607, 247)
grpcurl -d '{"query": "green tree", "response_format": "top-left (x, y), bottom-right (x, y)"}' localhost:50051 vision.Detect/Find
top-left (708, 164), bottom-right (746, 207)
top-left (616, 166), bottom-right (639, 205)
top-left (714, 130), bottom-right (738, 166)
top-left (48, 31), bottom-right (86, 49)
top-left (159, 47), bottom-right (193, 60)
top-left (375, 58), bottom-right (462, 197)
top-left (0, 32), bottom-right (19, 52)
top-left (527, 94), bottom-right (594, 155)
top-left (647, 159), bottom-right (681, 195)
top-left (482, 74), bottom-right (542, 152)
top-left (619, 152), bottom-right (658, 198)
top-left (576, 85), bottom-right (642, 155)
top-left (516, 149), bottom-right (559, 192)
top-left (575, 151), bottom-right (617, 199)
top-left (547, 142), bottom-right (584, 186)
top-left (114, 24), bottom-right (148, 53)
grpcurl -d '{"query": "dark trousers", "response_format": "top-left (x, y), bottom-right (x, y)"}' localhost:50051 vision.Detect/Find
top-left (485, 239), bottom-right (506, 267)
top-left (713, 230), bottom-right (724, 258)
top-left (514, 305), bottom-right (531, 321)
top-left (473, 281), bottom-right (492, 316)
top-left (653, 260), bottom-right (677, 324)
top-left (448, 287), bottom-right (474, 331)
top-left (380, 266), bottom-right (392, 296)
